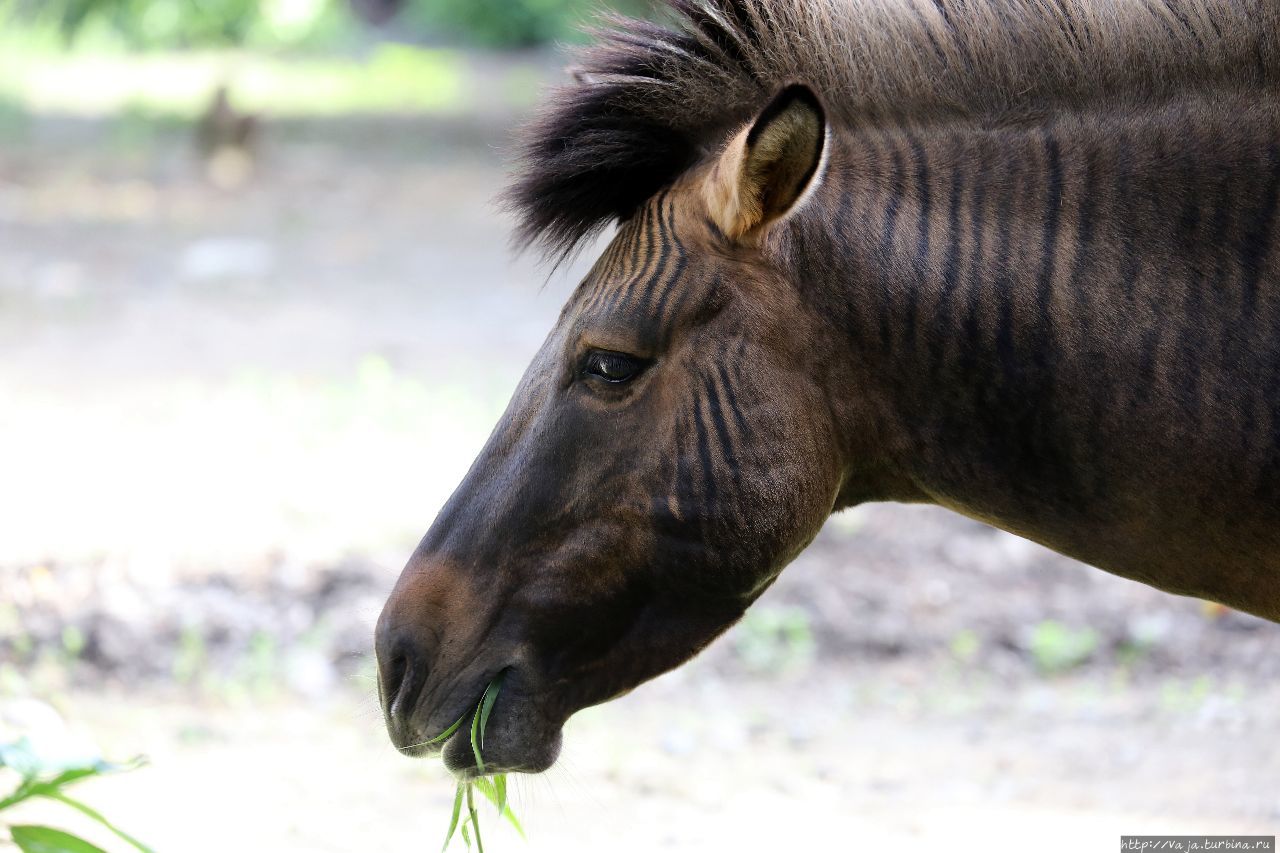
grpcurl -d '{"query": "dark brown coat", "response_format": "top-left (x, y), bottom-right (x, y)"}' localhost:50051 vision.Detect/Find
top-left (377, 0), bottom-right (1280, 778)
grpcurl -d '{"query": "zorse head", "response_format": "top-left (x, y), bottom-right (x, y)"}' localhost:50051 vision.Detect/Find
top-left (376, 83), bottom-right (861, 774)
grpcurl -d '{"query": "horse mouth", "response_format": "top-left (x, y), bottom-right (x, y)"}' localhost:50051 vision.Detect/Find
top-left (439, 714), bottom-right (563, 779)
top-left (386, 668), bottom-right (563, 777)
top-left (389, 699), bottom-right (476, 759)
top-left (384, 674), bottom-right (489, 760)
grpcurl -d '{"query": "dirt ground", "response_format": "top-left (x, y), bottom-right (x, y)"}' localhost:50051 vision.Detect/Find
top-left (2, 93), bottom-right (1278, 851)
top-left (14, 665), bottom-right (1280, 853)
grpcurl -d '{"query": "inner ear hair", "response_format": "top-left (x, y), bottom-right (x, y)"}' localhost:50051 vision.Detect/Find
top-left (708, 83), bottom-right (826, 241)
top-left (747, 90), bottom-right (825, 216)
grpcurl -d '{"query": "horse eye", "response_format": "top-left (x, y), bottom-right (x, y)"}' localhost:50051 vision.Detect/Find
top-left (582, 350), bottom-right (644, 384)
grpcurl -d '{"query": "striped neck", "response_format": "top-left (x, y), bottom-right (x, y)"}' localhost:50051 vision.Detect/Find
top-left (802, 90), bottom-right (1280, 610)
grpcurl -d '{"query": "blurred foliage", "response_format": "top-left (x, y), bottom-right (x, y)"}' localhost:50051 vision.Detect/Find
top-left (1, 738), bottom-right (150, 853)
top-left (0, 0), bottom-right (656, 50)
top-left (405, 0), bottom-right (654, 48)
top-left (948, 628), bottom-right (980, 664)
top-left (1, 0), bottom-right (345, 49)
top-left (733, 605), bottom-right (816, 674)
top-left (0, 46), bottom-right (469, 120)
top-left (1027, 620), bottom-right (1099, 675)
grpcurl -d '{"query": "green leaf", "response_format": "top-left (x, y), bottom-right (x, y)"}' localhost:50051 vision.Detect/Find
top-left (38, 757), bottom-right (143, 793)
top-left (0, 779), bottom-right (41, 812)
top-left (439, 674), bottom-right (522, 851)
top-left (423, 715), bottom-right (466, 747)
top-left (470, 673), bottom-right (503, 775)
top-left (9, 825), bottom-right (109, 853)
top-left (469, 710), bottom-right (484, 776)
top-left (466, 783), bottom-right (484, 853)
top-left (0, 740), bottom-right (143, 787)
top-left (477, 673), bottom-right (503, 751)
top-left (472, 777), bottom-right (524, 838)
top-left (441, 783), bottom-right (465, 853)
top-left (493, 774), bottom-right (506, 818)
top-left (35, 767), bottom-right (107, 790)
top-left (34, 791), bottom-right (154, 853)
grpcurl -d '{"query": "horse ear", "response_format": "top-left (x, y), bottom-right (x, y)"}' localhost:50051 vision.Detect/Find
top-left (702, 83), bottom-right (827, 242)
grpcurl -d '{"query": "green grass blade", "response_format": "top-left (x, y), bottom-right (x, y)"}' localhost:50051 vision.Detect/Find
top-left (466, 781), bottom-right (484, 853)
top-left (0, 756), bottom-right (147, 813)
top-left (494, 774), bottom-right (507, 817)
top-left (9, 825), bottom-right (109, 853)
top-left (39, 757), bottom-right (146, 793)
top-left (35, 767), bottom-right (107, 791)
top-left (0, 779), bottom-right (40, 812)
top-left (471, 672), bottom-right (504, 775)
top-left (424, 714), bottom-right (466, 747)
top-left (477, 673), bottom-right (503, 750)
top-left (441, 783), bottom-right (464, 852)
top-left (35, 791), bottom-right (154, 853)
top-left (440, 674), bottom-right (524, 850)
top-left (472, 776), bottom-right (524, 838)
top-left (469, 706), bottom-right (484, 776)
top-left (503, 806), bottom-right (525, 839)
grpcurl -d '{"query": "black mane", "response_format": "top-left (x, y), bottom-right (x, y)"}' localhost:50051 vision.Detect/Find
top-left (504, 4), bottom-right (771, 263)
top-left (504, 0), bottom-right (1280, 262)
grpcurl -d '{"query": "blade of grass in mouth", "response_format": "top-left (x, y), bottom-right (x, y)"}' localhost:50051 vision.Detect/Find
top-left (441, 784), bottom-right (464, 853)
top-left (439, 673), bottom-right (521, 852)
top-left (466, 783), bottom-right (483, 852)
top-left (472, 778), bottom-right (523, 838)
top-left (471, 671), bottom-right (504, 773)
top-left (423, 715), bottom-right (466, 747)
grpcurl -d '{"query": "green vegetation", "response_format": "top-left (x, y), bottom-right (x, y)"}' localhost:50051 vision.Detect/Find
top-left (0, 0), bottom-right (654, 50)
top-left (405, 0), bottom-right (653, 48)
top-left (1159, 675), bottom-right (1215, 712)
top-left (0, 738), bottom-right (150, 853)
top-left (429, 674), bottom-right (523, 853)
top-left (1027, 620), bottom-right (1100, 674)
top-left (0, 42), bottom-right (468, 120)
top-left (733, 605), bottom-right (816, 674)
top-left (3, 0), bottom-right (346, 50)
top-left (0, 0), bottom-right (655, 131)
top-left (949, 628), bottom-right (981, 664)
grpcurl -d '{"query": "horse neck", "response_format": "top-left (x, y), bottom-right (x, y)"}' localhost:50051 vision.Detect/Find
top-left (803, 89), bottom-right (1280, 570)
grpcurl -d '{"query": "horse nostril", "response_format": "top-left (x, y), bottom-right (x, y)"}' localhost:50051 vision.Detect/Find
top-left (380, 646), bottom-right (410, 711)
top-left (375, 624), bottom-right (432, 734)
top-left (375, 592), bottom-right (440, 746)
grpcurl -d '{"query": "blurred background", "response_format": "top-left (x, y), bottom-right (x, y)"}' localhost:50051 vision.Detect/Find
top-left (0, 1), bottom-right (1277, 850)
